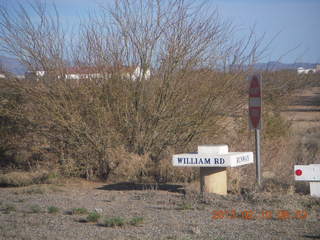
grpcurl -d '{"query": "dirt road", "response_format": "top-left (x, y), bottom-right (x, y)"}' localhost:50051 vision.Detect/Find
top-left (284, 86), bottom-right (320, 132)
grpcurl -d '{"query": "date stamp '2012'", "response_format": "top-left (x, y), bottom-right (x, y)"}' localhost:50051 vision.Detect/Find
top-left (211, 209), bottom-right (308, 220)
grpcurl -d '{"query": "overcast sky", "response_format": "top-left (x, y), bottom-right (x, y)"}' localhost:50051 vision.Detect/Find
top-left (2, 0), bottom-right (320, 63)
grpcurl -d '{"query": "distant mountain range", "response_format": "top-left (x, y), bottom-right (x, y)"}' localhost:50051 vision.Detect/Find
top-left (0, 55), bottom-right (27, 75)
top-left (252, 61), bottom-right (319, 71)
top-left (0, 56), bottom-right (319, 75)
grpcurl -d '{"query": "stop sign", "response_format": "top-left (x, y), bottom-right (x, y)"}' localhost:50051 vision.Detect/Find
top-left (249, 75), bottom-right (261, 129)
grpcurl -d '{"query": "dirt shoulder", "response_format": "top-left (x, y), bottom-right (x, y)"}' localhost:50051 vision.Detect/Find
top-left (283, 86), bottom-right (320, 133)
top-left (0, 180), bottom-right (319, 240)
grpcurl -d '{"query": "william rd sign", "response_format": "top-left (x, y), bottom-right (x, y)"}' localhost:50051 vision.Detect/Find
top-left (172, 152), bottom-right (253, 167)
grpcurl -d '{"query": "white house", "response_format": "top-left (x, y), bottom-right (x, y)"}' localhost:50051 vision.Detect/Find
top-left (25, 70), bottom-right (46, 80)
top-left (297, 67), bottom-right (316, 74)
top-left (25, 65), bottom-right (150, 81)
top-left (130, 66), bottom-right (151, 81)
top-left (64, 66), bottom-right (104, 80)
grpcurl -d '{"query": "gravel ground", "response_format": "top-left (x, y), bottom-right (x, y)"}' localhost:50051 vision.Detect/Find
top-left (0, 180), bottom-right (319, 240)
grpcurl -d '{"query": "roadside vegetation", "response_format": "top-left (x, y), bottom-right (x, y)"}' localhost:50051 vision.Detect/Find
top-left (47, 206), bottom-right (59, 214)
top-left (0, 0), bottom-right (319, 194)
top-left (71, 208), bottom-right (89, 215)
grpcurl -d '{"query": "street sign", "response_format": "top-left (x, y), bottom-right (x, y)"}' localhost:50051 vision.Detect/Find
top-left (248, 74), bottom-right (262, 186)
top-left (249, 75), bottom-right (261, 129)
top-left (172, 145), bottom-right (253, 167)
top-left (172, 152), bottom-right (254, 167)
top-left (172, 145), bottom-right (254, 195)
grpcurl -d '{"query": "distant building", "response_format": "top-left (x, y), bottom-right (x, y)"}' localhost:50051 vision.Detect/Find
top-left (16, 75), bottom-right (25, 79)
top-left (25, 70), bottom-right (46, 80)
top-left (297, 67), bottom-right (316, 74)
top-left (64, 66), bottom-right (104, 80)
top-left (25, 65), bottom-right (150, 81)
top-left (130, 66), bottom-right (151, 81)
top-left (316, 64), bottom-right (320, 73)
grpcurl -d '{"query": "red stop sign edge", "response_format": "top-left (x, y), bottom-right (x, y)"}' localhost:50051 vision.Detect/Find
top-left (249, 75), bottom-right (261, 98)
top-left (249, 75), bottom-right (262, 129)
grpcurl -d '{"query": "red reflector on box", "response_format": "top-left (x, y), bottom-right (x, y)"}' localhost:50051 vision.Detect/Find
top-left (295, 169), bottom-right (302, 176)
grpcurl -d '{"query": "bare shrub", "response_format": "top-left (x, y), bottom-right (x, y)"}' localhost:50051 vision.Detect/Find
top-left (262, 70), bottom-right (314, 112)
top-left (158, 156), bottom-right (198, 183)
top-left (73, 0), bottom-right (264, 181)
top-left (0, 0), bottom-right (280, 183)
top-left (0, 1), bottom-right (66, 72)
top-left (25, 79), bottom-right (124, 179)
top-left (108, 149), bottom-right (149, 182)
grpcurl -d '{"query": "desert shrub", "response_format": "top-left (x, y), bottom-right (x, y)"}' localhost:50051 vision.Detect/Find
top-left (0, 80), bottom-right (34, 170)
top-left (71, 208), bottom-right (88, 215)
top-left (158, 156), bottom-right (198, 183)
top-left (109, 151), bottom-right (149, 182)
top-left (103, 217), bottom-right (125, 227)
top-left (0, 0), bottom-right (312, 185)
top-left (128, 216), bottom-right (144, 226)
top-left (29, 204), bottom-right (42, 213)
top-left (0, 0), bottom-right (250, 181)
top-left (47, 206), bottom-right (59, 214)
top-left (86, 212), bottom-right (101, 222)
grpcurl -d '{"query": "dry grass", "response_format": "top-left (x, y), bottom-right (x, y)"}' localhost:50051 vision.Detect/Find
top-left (0, 171), bottom-right (53, 187)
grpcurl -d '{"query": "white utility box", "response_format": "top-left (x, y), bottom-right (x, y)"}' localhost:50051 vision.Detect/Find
top-left (294, 164), bottom-right (320, 197)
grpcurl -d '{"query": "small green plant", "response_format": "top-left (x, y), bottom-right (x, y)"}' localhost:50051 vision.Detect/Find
top-left (30, 204), bottom-right (41, 213)
top-left (103, 217), bottom-right (125, 227)
top-left (3, 204), bottom-right (16, 214)
top-left (86, 212), bottom-right (101, 222)
top-left (129, 216), bottom-right (144, 226)
top-left (47, 206), bottom-right (59, 214)
top-left (176, 202), bottom-right (193, 210)
top-left (71, 208), bottom-right (88, 215)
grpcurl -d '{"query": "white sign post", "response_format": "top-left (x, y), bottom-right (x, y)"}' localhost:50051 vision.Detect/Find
top-left (172, 145), bottom-right (253, 194)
